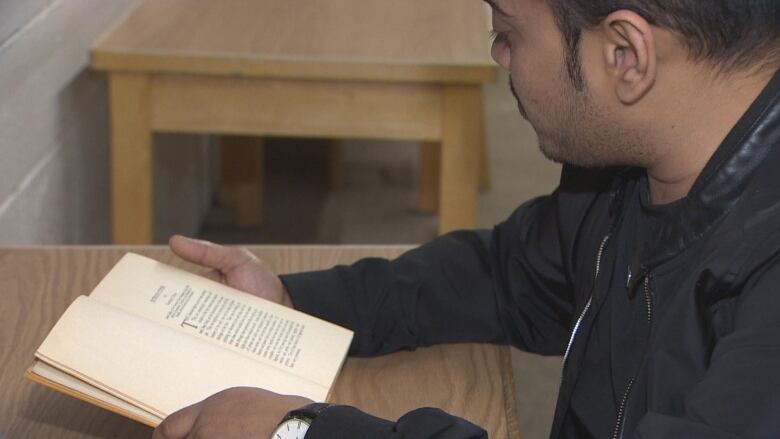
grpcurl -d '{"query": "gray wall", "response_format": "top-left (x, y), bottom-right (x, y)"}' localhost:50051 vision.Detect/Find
top-left (0, 0), bottom-right (216, 244)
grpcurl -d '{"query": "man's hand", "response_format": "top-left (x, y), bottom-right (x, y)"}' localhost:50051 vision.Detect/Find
top-left (169, 235), bottom-right (293, 307)
top-left (152, 387), bottom-right (312, 439)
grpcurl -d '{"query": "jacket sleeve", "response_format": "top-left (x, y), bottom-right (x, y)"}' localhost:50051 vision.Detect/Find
top-left (279, 188), bottom-right (575, 357)
top-left (305, 406), bottom-right (487, 439)
top-left (277, 192), bottom-right (574, 439)
top-left (634, 250), bottom-right (780, 438)
top-left (276, 167), bottom-right (608, 438)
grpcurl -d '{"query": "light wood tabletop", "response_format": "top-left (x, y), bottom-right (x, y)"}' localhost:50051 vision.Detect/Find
top-left (91, 0), bottom-right (499, 244)
top-left (92, 0), bottom-right (495, 82)
top-left (0, 246), bottom-right (520, 438)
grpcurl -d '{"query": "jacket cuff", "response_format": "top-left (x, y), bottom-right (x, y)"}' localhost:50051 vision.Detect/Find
top-left (280, 268), bottom-right (357, 331)
top-left (306, 405), bottom-right (394, 437)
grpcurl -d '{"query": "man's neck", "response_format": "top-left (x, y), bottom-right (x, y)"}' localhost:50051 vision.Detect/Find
top-left (645, 67), bottom-right (776, 205)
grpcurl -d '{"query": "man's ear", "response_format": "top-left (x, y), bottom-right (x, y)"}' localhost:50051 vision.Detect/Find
top-left (600, 10), bottom-right (656, 104)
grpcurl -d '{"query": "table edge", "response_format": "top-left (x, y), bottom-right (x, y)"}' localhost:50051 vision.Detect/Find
top-left (90, 49), bottom-right (499, 84)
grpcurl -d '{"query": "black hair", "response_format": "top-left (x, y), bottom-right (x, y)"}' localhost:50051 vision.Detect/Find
top-left (548, 0), bottom-right (780, 90)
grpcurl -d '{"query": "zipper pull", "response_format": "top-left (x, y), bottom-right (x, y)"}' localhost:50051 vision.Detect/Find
top-left (626, 264), bottom-right (645, 299)
top-left (626, 265), bottom-right (632, 289)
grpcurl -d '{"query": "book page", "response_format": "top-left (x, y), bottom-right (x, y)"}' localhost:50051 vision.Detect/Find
top-left (27, 361), bottom-right (162, 427)
top-left (89, 253), bottom-right (352, 389)
top-left (36, 296), bottom-right (329, 418)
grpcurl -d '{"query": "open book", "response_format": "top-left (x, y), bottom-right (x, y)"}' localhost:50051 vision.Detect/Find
top-left (25, 253), bottom-right (353, 427)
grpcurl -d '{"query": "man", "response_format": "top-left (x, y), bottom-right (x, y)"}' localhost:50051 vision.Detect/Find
top-left (153, 0), bottom-right (780, 438)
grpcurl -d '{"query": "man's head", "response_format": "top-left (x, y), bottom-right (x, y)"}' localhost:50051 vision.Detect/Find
top-left (550, 0), bottom-right (780, 91)
top-left (486, 0), bottom-right (780, 168)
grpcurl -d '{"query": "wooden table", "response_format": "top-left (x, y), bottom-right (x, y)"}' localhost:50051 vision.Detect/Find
top-left (0, 246), bottom-right (520, 438)
top-left (91, 0), bottom-right (498, 244)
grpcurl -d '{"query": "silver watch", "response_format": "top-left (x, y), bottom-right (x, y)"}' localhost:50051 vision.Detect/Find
top-left (270, 403), bottom-right (333, 439)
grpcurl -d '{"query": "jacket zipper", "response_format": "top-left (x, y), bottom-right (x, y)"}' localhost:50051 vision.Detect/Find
top-left (612, 275), bottom-right (654, 439)
top-left (562, 233), bottom-right (611, 370)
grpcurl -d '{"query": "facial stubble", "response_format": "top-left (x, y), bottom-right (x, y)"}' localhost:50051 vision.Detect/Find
top-left (509, 70), bottom-right (648, 169)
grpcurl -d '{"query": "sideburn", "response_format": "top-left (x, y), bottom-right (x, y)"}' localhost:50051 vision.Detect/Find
top-left (564, 33), bottom-right (588, 92)
top-left (551, 4), bottom-right (588, 92)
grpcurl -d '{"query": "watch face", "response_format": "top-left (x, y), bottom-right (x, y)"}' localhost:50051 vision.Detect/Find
top-left (271, 418), bottom-right (310, 439)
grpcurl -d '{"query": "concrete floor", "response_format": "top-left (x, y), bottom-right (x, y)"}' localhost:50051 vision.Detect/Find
top-left (200, 70), bottom-right (563, 438)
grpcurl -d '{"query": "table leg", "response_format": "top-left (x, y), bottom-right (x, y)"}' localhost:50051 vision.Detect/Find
top-left (417, 142), bottom-right (440, 213)
top-left (477, 90), bottom-right (491, 191)
top-left (109, 73), bottom-right (153, 244)
top-left (421, 87), bottom-right (488, 213)
top-left (438, 85), bottom-right (480, 234)
top-left (219, 136), bottom-right (265, 227)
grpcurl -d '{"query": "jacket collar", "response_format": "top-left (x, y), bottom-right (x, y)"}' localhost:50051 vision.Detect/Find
top-left (626, 68), bottom-right (780, 292)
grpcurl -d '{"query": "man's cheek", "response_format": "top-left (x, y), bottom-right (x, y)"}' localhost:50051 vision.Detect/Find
top-left (509, 78), bottom-right (529, 120)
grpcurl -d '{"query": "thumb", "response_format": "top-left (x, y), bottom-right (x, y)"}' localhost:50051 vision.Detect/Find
top-left (169, 235), bottom-right (256, 274)
top-left (153, 402), bottom-right (201, 439)
top-left (169, 235), bottom-right (214, 265)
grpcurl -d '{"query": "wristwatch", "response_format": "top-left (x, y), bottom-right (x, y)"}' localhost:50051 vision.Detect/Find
top-left (269, 403), bottom-right (333, 439)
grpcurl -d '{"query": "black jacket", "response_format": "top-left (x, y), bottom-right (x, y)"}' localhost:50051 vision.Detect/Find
top-left (281, 69), bottom-right (780, 438)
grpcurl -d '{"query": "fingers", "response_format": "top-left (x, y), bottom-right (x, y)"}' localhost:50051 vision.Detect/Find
top-left (169, 235), bottom-right (256, 274)
top-left (152, 402), bottom-right (201, 439)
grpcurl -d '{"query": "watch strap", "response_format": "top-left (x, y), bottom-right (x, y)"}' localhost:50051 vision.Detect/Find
top-left (282, 402), bottom-right (335, 424)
